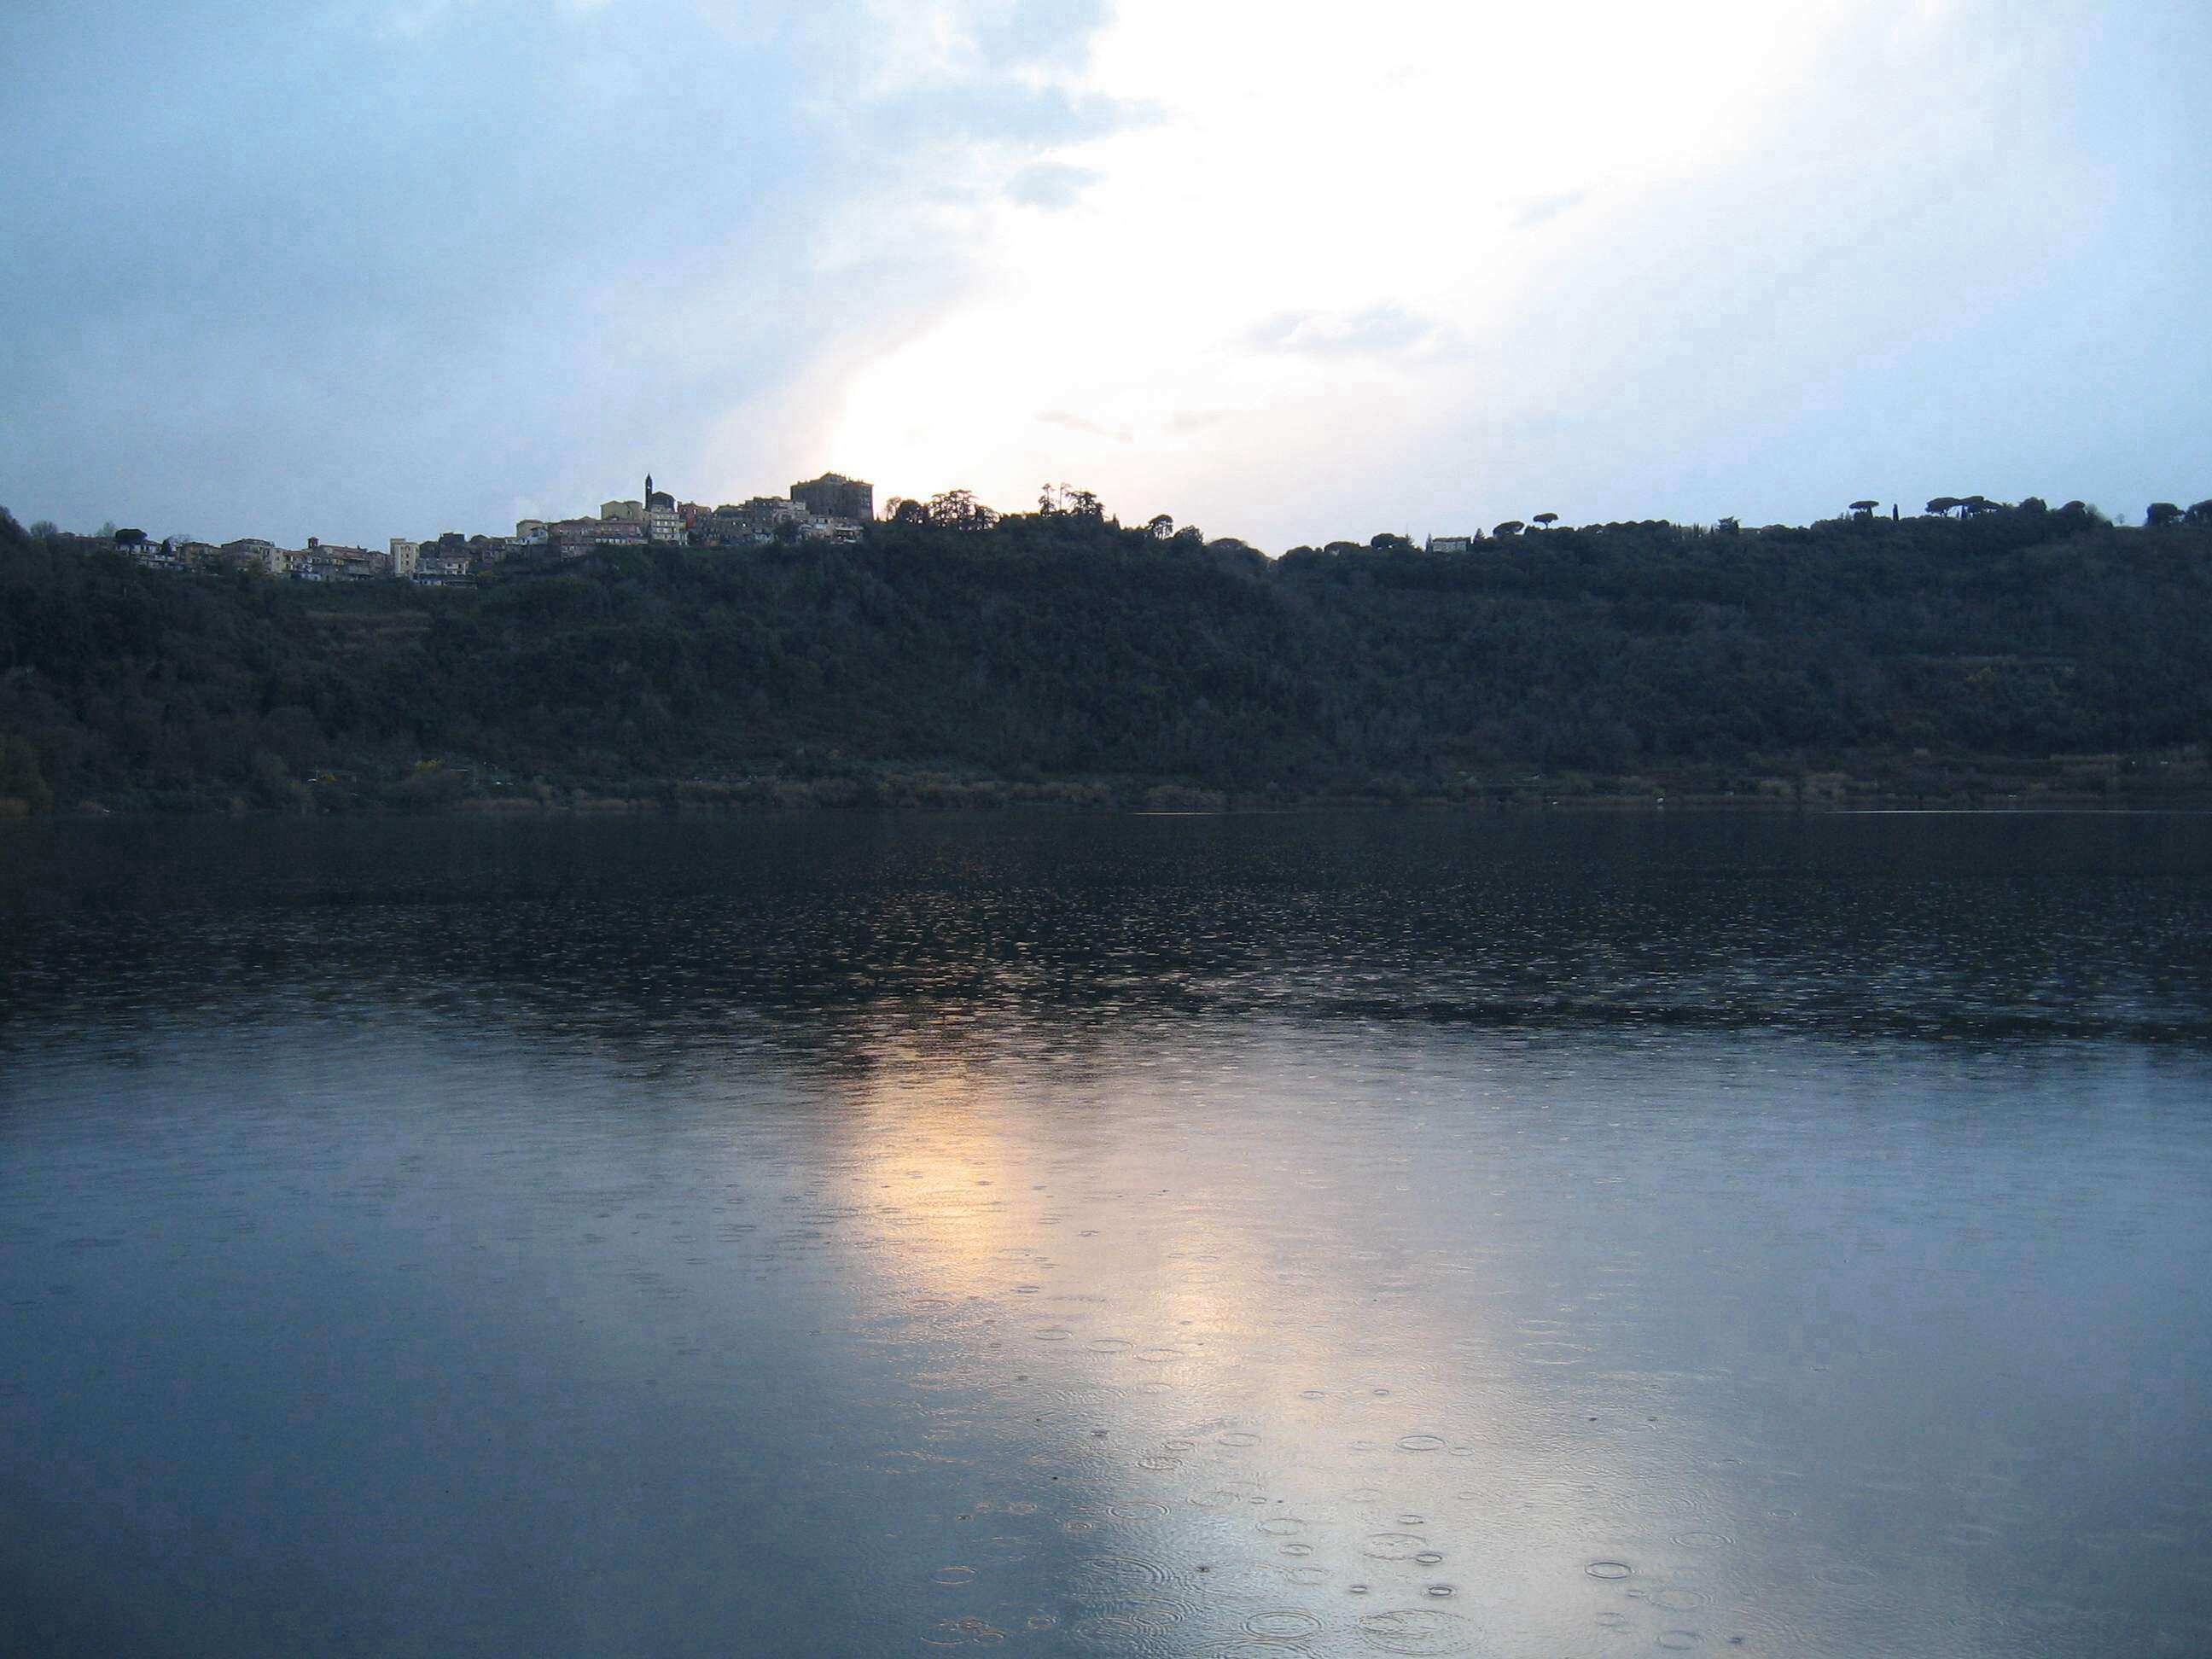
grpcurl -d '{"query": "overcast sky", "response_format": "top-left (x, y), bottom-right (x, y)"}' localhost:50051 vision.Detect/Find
top-left (3, 0), bottom-right (2205, 550)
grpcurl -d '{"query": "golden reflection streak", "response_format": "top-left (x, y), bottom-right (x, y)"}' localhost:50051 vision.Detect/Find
top-left (816, 1018), bottom-right (1997, 1650)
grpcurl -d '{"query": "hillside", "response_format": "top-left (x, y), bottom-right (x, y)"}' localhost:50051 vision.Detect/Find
top-left (3, 502), bottom-right (2209, 812)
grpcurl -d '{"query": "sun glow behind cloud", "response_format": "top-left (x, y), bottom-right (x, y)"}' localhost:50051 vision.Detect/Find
top-left (833, 0), bottom-right (1867, 521)
top-left (829, 0), bottom-right (2176, 544)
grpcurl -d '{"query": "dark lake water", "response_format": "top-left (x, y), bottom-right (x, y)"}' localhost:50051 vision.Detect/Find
top-left (3, 812), bottom-right (2210, 1656)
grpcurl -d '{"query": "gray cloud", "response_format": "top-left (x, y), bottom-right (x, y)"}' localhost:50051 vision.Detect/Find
top-left (1039, 410), bottom-right (1132, 443)
top-left (1008, 162), bottom-right (1103, 210)
top-left (1515, 189), bottom-right (1589, 228)
top-left (0, 0), bottom-right (1130, 544)
top-left (1245, 304), bottom-right (1460, 361)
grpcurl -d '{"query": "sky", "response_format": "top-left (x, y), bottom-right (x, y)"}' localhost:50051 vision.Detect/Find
top-left (2, 0), bottom-right (2205, 551)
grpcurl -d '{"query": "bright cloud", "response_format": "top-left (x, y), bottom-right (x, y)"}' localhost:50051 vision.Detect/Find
top-left (830, 0), bottom-right (2209, 544)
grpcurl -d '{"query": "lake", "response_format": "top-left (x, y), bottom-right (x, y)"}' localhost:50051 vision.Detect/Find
top-left (3, 812), bottom-right (2209, 1656)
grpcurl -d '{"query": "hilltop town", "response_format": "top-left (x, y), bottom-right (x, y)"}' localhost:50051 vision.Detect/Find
top-left (60, 474), bottom-right (2212, 589)
top-left (89, 472), bottom-right (876, 585)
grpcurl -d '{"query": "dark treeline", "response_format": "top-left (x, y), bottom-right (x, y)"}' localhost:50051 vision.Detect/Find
top-left (3, 497), bottom-right (2209, 813)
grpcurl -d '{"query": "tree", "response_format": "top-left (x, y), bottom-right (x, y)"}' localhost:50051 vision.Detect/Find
top-left (1369, 533), bottom-right (1417, 554)
top-left (1715, 517), bottom-right (1739, 533)
top-left (114, 527), bottom-right (147, 548)
top-left (0, 735), bottom-right (52, 814)
top-left (1925, 498), bottom-right (1960, 518)
top-left (2186, 499), bottom-right (2212, 526)
top-left (927, 489), bottom-right (997, 531)
top-left (1035, 484), bottom-right (1102, 519)
top-left (886, 498), bottom-right (928, 527)
top-left (1493, 520), bottom-right (1524, 538)
top-left (27, 520), bottom-right (57, 539)
top-left (1533, 512), bottom-right (1559, 529)
top-left (1848, 499), bottom-right (1879, 519)
top-left (1146, 514), bottom-right (1175, 539)
top-left (2145, 502), bottom-right (2182, 527)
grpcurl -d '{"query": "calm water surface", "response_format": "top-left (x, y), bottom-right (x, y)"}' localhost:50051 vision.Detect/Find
top-left (3, 812), bottom-right (2209, 1656)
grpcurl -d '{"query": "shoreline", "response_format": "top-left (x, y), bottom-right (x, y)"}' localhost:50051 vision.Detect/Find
top-left (15, 784), bottom-right (2212, 821)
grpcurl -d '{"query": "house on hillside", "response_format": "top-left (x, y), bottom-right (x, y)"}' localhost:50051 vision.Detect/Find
top-left (220, 537), bottom-right (278, 573)
top-left (799, 516), bottom-right (864, 544)
top-left (548, 517), bottom-right (646, 554)
top-left (413, 550), bottom-right (474, 585)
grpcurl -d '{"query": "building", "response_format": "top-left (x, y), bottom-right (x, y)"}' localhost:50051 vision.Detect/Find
top-left (603, 476), bottom-right (686, 542)
top-left (390, 538), bottom-right (420, 579)
top-left (299, 542), bottom-right (388, 580)
top-left (694, 497), bottom-right (806, 545)
top-left (641, 474), bottom-right (683, 542)
top-left (692, 505), bottom-right (763, 547)
top-left (792, 473), bottom-right (873, 521)
top-left (548, 516), bottom-right (647, 553)
top-left (1426, 535), bottom-right (1474, 554)
top-left (218, 538), bottom-right (280, 573)
top-left (413, 550), bottom-right (473, 585)
top-left (276, 539), bottom-right (390, 581)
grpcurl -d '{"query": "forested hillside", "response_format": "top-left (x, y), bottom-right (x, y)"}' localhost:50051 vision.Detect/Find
top-left (3, 500), bottom-right (2208, 812)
